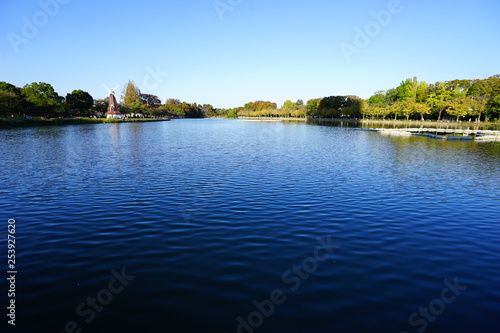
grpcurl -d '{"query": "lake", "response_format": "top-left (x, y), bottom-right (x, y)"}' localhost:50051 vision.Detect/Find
top-left (1, 119), bottom-right (499, 333)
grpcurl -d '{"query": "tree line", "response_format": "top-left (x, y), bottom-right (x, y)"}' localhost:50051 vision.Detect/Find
top-left (235, 75), bottom-right (500, 122)
top-left (236, 96), bottom-right (365, 118)
top-left (364, 75), bottom-right (500, 122)
top-left (2, 75), bottom-right (499, 121)
top-left (0, 80), bottom-right (235, 119)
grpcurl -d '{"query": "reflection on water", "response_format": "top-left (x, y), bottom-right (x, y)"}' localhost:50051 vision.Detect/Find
top-left (1, 119), bottom-right (499, 333)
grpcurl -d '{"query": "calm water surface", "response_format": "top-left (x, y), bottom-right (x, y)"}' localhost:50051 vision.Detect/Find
top-left (1, 119), bottom-right (499, 333)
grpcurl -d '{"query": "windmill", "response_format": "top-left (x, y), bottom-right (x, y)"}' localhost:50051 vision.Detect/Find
top-left (103, 84), bottom-right (122, 119)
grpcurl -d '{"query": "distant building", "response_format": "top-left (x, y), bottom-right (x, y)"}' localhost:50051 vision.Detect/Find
top-left (105, 90), bottom-right (122, 119)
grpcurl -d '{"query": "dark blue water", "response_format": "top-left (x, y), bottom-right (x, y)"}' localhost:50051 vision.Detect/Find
top-left (1, 119), bottom-right (499, 333)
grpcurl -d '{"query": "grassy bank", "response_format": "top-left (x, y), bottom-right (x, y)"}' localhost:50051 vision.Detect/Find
top-left (0, 117), bottom-right (170, 129)
top-left (359, 119), bottom-right (500, 130)
top-left (238, 116), bottom-right (500, 130)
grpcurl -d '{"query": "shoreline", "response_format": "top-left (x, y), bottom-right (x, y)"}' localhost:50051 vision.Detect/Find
top-left (0, 117), bottom-right (170, 129)
top-left (361, 127), bottom-right (500, 142)
top-left (3, 116), bottom-right (499, 130)
top-left (237, 117), bottom-right (500, 130)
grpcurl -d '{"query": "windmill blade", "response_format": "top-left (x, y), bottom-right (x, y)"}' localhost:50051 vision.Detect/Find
top-left (102, 84), bottom-right (120, 99)
top-left (102, 84), bottom-right (111, 99)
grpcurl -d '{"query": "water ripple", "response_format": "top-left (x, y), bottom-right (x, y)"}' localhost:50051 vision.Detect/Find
top-left (1, 120), bottom-right (499, 332)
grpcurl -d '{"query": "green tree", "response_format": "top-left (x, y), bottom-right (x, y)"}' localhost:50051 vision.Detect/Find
top-left (486, 94), bottom-right (500, 121)
top-left (319, 96), bottom-right (343, 117)
top-left (281, 100), bottom-right (298, 115)
top-left (290, 105), bottom-right (306, 118)
top-left (468, 97), bottom-right (488, 122)
top-left (165, 98), bottom-right (181, 105)
top-left (170, 106), bottom-right (186, 117)
top-left (397, 77), bottom-right (417, 102)
top-left (66, 90), bottom-right (93, 114)
top-left (243, 101), bottom-right (277, 113)
top-left (154, 105), bottom-right (171, 117)
top-left (227, 108), bottom-right (238, 118)
top-left (201, 104), bottom-right (216, 117)
top-left (123, 101), bottom-right (149, 116)
top-left (385, 88), bottom-right (398, 103)
top-left (0, 81), bottom-right (22, 96)
top-left (388, 102), bottom-right (400, 120)
top-left (392, 100), bottom-right (414, 120)
top-left (427, 82), bottom-right (453, 120)
top-left (416, 81), bottom-right (429, 103)
top-left (368, 91), bottom-right (386, 105)
top-left (140, 94), bottom-right (161, 107)
top-left (92, 99), bottom-right (108, 116)
top-left (446, 79), bottom-right (473, 94)
top-left (187, 103), bottom-right (203, 118)
top-left (447, 97), bottom-right (471, 121)
top-left (468, 75), bottom-right (500, 98)
top-left (306, 98), bottom-right (321, 117)
top-left (21, 82), bottom-right (63, 114)
top-left (0, 91), bottom-right (22, 115)
top-left (366, 105), bottom-right (390, 119)
top-left (343, 96), bottom-right (363, 118)
top-left (414, 102), bottom-right (431, 121)
top-left (244, 102), bottom-right (255, 110)
top-left (122, 80), bottom-right (141, 105)
top-left (0, 82), bottom-right (23, 115)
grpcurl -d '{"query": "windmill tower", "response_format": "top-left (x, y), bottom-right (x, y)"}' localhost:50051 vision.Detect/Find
top-left (103, 84), bottom-right (122, 119)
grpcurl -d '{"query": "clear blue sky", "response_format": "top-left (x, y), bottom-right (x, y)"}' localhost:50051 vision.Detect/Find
top-left (1, 0), bottom-right (499, 108)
